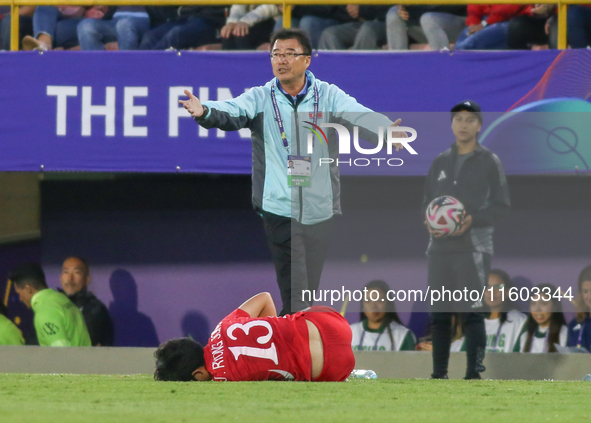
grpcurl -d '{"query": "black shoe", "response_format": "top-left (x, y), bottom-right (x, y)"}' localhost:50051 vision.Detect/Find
top-left (431, 373), bottom-right (449, 379)
top-left (464, 373), bottom-right (481, 380)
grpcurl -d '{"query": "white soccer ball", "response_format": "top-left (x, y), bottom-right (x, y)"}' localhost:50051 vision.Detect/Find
top-left (425, 196), bottom-right (465, 236)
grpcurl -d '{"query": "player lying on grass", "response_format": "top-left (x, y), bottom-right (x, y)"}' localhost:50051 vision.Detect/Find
top-left (154, 292), bottom-right (355, 382)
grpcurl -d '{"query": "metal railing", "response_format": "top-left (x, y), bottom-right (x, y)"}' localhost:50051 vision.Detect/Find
top-left (2, 0), bottom-right (585, 51)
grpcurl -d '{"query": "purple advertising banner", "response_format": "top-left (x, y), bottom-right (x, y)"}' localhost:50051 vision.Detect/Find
top-left (1, 49), bottom-right (591, 175)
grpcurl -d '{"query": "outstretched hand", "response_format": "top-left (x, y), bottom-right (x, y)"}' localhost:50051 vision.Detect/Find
top-left (391, 118), bottom-right (408, 152)
top-left (179, 89), bottom-right (204, 117)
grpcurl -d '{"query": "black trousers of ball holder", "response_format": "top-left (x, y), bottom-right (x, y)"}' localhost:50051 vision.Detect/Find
top-left (428, 252), bottom-right (491, 378)
top-left (262, 212), bottom-right (334, 316)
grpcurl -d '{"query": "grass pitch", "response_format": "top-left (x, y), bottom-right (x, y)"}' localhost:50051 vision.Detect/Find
top-left (1, 374), bottom-right (590, 423)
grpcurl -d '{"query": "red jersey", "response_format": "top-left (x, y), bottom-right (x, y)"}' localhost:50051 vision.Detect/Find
top-left (203, 309), bottom-right (312, 381)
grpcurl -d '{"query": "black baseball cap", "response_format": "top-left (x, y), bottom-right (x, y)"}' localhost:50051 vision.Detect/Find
top-left (451, 100), bottom-right (483, 123)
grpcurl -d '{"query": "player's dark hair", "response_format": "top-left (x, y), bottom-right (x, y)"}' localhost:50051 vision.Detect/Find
top-left (360, 280), bottom-right (403, 350)
top-left (270, 28), bottom-right (312, 55)
top-left (523, 284), bottom-right (566, 353)
top-left (488, 269), bottom-right (514, 324)
top-left (154, 338), bottom-right (205, 381)
top-left (9, 263), bottom-right (48, 290)
top-left (575, 265), bottom-right (591, 322)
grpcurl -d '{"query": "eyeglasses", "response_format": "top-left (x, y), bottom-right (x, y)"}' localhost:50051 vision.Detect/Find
top-left (270, 52), bottom-right (309, 61)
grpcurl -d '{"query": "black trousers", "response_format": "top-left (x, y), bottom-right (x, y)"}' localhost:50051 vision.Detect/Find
top-left (221, 19), bottom-right (275, 50)
top-left (262, 212), bottom-right (333, 316)
top-left (428, 252), bottom-right (491, 378)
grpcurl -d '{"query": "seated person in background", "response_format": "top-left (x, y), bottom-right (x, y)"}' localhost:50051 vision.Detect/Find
top-left (567, 265), bottom-right (591, 352)
top-left (514, 283), bottom-right (567, 353)
top-left (507, 4), bottom-right (555, 49)
top-left (454, 4), bottom-right (532, 50)
top-left (22, 6), bottom-right (114, 51)
top-left (154, 292), bottom-right (355, 381)
top-left (10, 263), bottom-right (91, 347)
top-left (484, 269), bottom-right (527, 353)
top-left (350, 280), bottom-right (416, 351)
top-left (273, 6), bottom-right (342, 49)
top-left (139, 6), bottom-right (226, 50)
top-left (387, 5), bottom-right (467, 50)
top-left (417, 314), bottom-right (465, 352)
top-left (0, 6), bottom-right (35, 50)
top-left (0, 302), bottom-right (24, 345)
top-left (59, 257), bottom-right (113, 346)
top-left (318, 5), bottom-right (390, 50)
top-left (77, 6), bottom-right (150, 50)
top-left (221, 4), bottom-right (279, 50)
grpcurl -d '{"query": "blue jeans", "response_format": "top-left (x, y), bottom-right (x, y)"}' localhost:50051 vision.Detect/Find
top-left (33, 6), bottom-right (83, 49)
top-left (77, 15), bottom-right (150, 50)
top-left (454, 21), bottom-right (510, 50)
top-left (139, 16), bottom-right (219, 50)
top-left (568, 5), bottom-right (591, 48)
top-left (0, 14), bottom-right (33, 50)
top-left (274, 16), bottom-right (340, 49)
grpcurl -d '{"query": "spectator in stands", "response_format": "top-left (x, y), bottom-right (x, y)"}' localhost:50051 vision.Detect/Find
top-left (566, 5), bottom-right (591, 48)
top-left (0, 302), bottom-right (24, 345)
top-left (318, 5), bottom-right (390, 50)
top-left (388, 6), bottom-right (467, 50)
top-left (22, 6), bottom-right (114, 51)
top-left (139, 6), bottom-right (226, 50)
top-left (221, 5), bottom-right (279, 50)
top-left (0, 6), bottom-right (35, 50)
top-left (58, 257), bottom-right (113, 346)
top-left (274, 6), bottom-right (342, 49)
top-left (508, 4), bottom-right (555, 49)
top-left (514, 283), bottom-right (567, 353)
top-left (567, 265), bottom-right (591, 352)
top-left (415, 314), bottom-right (464, 352)
top-left (10, 263), bottom-right (91, 347)
top-left (484, 269), bottom-right (527, 353)
top-left (114, 7), bottom-right (176, 50)
top-left (419, 7), bottom-right (468, 50)
top-left (350, 280), bottom-right (416, 351)
top-left (77, 6), bottom-right (150, 50)
top-left (454, 4), bottom-right (532, 50)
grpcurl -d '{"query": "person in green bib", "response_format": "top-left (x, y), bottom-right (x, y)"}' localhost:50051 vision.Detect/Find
top-left (0, 303), bottom-right (24, 345)
top-left (10, 263), bottom-right (91, 347)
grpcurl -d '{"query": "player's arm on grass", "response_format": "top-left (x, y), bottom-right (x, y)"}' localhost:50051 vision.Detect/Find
top-left (239, 292), bottom-right (277, 318)
top-left (34, 309), bottom-right (71, 347)
top-left (180, 88), bottom-right (259, 131)
top-left (469, 153), bottom-right (510, 227)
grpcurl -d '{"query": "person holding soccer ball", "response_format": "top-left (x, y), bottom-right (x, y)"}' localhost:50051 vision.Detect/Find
top-left (154, 292), bottom-right (355, 382)
top-left (422, 100), bottom-right (510, 379)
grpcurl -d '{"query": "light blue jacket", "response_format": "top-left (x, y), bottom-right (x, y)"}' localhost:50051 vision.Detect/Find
top-left (197, 71), bottom-right (394, 225)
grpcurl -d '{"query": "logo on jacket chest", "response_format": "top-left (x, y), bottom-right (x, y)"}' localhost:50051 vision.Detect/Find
top-left (438, 170), bottom-right (447, 181)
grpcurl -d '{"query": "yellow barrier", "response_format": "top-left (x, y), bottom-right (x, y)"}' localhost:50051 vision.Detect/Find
top-left (5, 0), bottom-right (587, 52)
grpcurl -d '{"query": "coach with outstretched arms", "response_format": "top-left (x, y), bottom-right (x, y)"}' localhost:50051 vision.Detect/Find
top-left (180, 28), bottom-right (410, 315)
top-left (422, 101), bottom-right (510, 379)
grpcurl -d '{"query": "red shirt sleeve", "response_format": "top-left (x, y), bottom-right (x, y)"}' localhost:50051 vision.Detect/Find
top-left (485, 5), bottom-right (528, 25)
top-left (466, 4), bottom-right (485, 26)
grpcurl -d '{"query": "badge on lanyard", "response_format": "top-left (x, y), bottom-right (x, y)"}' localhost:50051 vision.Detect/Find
top-left (287, 155), bottom-right (311, 187)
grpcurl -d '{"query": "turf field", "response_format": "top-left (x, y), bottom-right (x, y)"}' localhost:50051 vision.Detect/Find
top-left (1, 374), bottom-right (590, 423)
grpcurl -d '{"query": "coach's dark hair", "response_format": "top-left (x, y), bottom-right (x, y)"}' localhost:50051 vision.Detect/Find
top-left (270, 28), bottom-right (312, 55)
top-left (154, 338), bottom-right (205, 381)
top-left (9, 263), bottom-right (48, 290)
top-left (523, 283), bottom-right (566, 353)
top-left (488, 269), bottom-right (514, 324)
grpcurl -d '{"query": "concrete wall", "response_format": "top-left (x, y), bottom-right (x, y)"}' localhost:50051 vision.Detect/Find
top-left (1, 346), bottom-right (590, 381)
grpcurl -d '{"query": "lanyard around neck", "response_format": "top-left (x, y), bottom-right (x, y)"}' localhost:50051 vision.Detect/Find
top-left (270, 80), bottom-right (319, 149)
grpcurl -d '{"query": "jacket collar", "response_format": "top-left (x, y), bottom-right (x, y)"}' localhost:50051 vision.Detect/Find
top-left (273, 70), bottom-right (316, 106)
top-left (450, 141), bottom-right (485, 156)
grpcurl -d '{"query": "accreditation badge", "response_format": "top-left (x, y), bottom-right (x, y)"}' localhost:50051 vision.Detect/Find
top-left (287, 155), bottom-right (311, 187)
